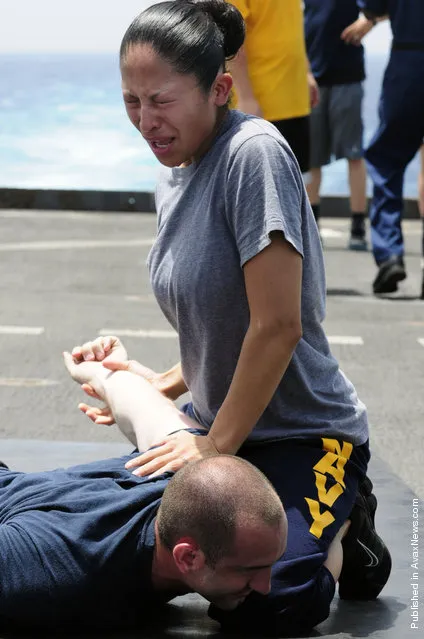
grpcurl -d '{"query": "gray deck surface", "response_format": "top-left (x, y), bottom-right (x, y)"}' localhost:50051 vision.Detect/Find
top-left (0, 442), bottom-right (420, 638)
top-left (0, 210), bottom-right (423, 637)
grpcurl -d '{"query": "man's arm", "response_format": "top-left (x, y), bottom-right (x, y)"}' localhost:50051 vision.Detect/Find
top-left (102, 370), bottom-right (198, 451)
top-left (341, 13), bottom-right (388, 45)
top-left (228, 46), bottom-right (262, 116)
top-left (63, 355), bottom-right (198, 451)
top-left (357, 0), bottom-right (389, 20)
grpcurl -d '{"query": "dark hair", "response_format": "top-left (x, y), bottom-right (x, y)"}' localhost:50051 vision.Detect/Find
top-left (120, 0), bottom-right (245, 93)
top-left (157, 455), bottom-right (285, 567)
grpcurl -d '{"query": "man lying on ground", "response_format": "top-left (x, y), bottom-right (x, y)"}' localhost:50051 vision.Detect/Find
top-left (0, 353), bottom-right (287, 632)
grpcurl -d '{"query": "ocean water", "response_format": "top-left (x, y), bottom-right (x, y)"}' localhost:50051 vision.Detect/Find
top-left (0, 52), bottom-right (420, 196)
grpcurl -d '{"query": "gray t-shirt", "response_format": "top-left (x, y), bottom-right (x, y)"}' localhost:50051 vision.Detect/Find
top-left (148, 110), bottom-right (368, 446)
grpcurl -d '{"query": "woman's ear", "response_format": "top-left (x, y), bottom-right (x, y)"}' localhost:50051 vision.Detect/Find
top-left (213, 72), bottom-right (233, 107)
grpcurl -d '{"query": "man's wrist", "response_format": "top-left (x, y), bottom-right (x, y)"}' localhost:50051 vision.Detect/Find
top-left (362, 11), bottom-right (378, 25)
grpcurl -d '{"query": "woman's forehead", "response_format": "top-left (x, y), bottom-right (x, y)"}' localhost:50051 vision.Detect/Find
top-left (121, 44), bottom-right (195, 90)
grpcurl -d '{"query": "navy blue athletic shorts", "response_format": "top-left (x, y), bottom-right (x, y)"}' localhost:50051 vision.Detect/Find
top-left (182, 403), bottom-right (370, 635)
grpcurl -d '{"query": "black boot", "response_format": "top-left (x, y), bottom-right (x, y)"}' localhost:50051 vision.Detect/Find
top-left (373, 255), bottom-right (406, 294)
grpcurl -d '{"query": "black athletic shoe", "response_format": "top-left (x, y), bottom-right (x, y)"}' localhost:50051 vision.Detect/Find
top-left (0, 460), bottom-right (9, 470)
top-left (349, 233), bottom-right (368, 251)
top-left (373, 256), bottom-right (406, 294)
top-left (348, 215), bottom-right (368, 251)
top-left (338, 476), bottom-right (392, 600)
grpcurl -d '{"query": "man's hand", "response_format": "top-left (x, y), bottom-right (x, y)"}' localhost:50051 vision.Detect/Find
top-left (125, 430), bottom-right (220, 478)
top-left (71, 335), bottom-right (128, 365)
top-left (341, 16), bottom-right (374, 46)
top-left (71, 336), bottom-right (162, 393)
top-left (63, 352), bottom-right (111, 401)
top-left (69, 335), bottom-right (181, 425)
top-left (307, 72), bottom-right (320, 109)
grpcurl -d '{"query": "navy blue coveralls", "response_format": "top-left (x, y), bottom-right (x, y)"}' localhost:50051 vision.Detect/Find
top-left (359, 0), bottom-right (424, 265)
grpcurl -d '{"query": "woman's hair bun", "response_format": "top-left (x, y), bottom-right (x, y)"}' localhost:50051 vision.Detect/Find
top-left (189, 0), bottom-right (245, 58)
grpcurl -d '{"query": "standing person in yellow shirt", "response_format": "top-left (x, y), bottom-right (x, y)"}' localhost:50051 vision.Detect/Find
top-left (227, 0), bottom-right (318, 174)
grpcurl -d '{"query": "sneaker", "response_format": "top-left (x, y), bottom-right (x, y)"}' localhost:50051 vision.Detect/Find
top-left (348, 215), bottom-right (368, 251)
top-left (348, 234), bottom-right (368, 251)
top-left (373, 255), bottom-right (406, 294)
top-left (338, 476), bottom-right (392, 600)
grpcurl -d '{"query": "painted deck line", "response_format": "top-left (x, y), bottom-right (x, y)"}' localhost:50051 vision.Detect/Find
top-left (327, 336), bottom-right (364, 345)
top-left (320, 228), bottom-right (343, 239)
top-left (0, 378), bottom-right (58, 387)
top-left (98, 329), bottom-right (362, 345)
top-left (0, 238), bottom-right (154, 252)
top-left (0, 211), bottom-right (123, 221)
top-left (124, 295), bottom-right (156, 303)
top-left (98, 329), bottom-right (178, 339)
top-left (0, 325), bottom-right (44, 335)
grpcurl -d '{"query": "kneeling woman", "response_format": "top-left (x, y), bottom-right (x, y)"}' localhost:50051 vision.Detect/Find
top-left (76, 0), bottom-right (391, 634)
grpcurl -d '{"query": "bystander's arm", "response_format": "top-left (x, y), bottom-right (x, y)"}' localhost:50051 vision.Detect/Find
top-left (228, 46), bottom-right (262, 117)
top-left (356, 0), bottom-right (389, 20)
top-left (341, 12), bottom-right (388, 45)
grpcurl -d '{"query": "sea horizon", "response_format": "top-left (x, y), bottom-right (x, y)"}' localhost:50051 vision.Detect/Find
top-left (0, 51), bottom-right (420, 198)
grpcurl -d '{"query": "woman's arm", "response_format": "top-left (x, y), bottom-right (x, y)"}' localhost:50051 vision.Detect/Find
top-left (157, 362), bottom-right (188, 400)
top-left (208, 232), bottom-right (303, 454)
top-left (121, 232), bottom-right (303, 476)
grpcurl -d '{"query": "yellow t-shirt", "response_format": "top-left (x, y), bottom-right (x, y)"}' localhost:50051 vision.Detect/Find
top-left (228, 0), bottom-right (310, 121)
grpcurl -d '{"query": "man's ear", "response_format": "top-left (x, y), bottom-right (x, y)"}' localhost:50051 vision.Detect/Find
top-left (213, 72), bottom-right (233, 107)
top-left (173, 539), bottom-right (206, 574)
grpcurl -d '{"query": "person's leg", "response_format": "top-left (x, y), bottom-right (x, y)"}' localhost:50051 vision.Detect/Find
top-left (307, 167), bottom-right (323, 223)
top-left (324, 520), bottom-right (350, 581)
top-left (307, 168), bottom-right (322, 204)
top-left (210, 437), bottom-right (389, 636)
top-left (365, 51), bottom-right (424, 293)
top-left (329, 82), bottom-right (368, 250)
top-left (348, 158), bottom-right (367, 212)
top-left (348, 158), bottom-right (368, 247)
top-left (304, 87), bottom-right (331, 227)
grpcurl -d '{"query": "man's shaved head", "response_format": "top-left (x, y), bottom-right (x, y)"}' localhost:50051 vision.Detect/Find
top-left (157, 455), bottom-right (285, 566)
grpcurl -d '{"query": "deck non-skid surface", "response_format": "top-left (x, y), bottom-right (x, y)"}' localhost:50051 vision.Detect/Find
top-left (0, 441), bottom-right (420, 638)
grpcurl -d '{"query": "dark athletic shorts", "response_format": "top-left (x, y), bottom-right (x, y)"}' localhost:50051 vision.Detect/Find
top-left (271, 115), bottom-right (311, 174)
top-left (181, 403), bottom-right (369, 635)
top-left (310, 83), bottom-right (364, 168)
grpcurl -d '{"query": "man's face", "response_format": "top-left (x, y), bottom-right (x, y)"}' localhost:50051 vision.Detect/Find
top-left (190, 518), bottom-right (287, 610)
